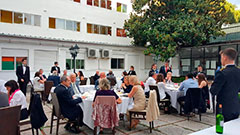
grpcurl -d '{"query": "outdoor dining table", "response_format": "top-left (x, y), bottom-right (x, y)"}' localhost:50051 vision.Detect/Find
top-left (165, 85), bottom-right (184, 112)
top-left (78, 90), bottom-right (130, 130)
top-left (190, 118), bottom-right (240, 135)
top-left (79, 85), bottom-right (95, 93)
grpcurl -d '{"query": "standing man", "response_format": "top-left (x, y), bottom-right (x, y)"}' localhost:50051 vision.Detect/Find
top-left (16, 58), bottom-right (30, 96)
top-left (128, 66), bottom-right (137, 76)
top-left (51, 61), bottom-right (60, 74)
top-left (193, 65), bottom-right (206, 78)
top-left (159, 60), bottom-right (172, 78)
top-left (210, 48), bottom-right (240, 122)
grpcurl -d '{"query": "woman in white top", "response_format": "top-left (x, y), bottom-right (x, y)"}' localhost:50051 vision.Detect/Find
top-left (33, 72), bottom-right (44, 91)
top-left (156, 73), bottom-right (171, 113)
top-left (5, 80), bottom-right (28, 120)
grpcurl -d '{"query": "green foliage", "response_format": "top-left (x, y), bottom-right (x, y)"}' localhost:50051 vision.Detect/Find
top-left (124, 0), bottom-right (240, 62)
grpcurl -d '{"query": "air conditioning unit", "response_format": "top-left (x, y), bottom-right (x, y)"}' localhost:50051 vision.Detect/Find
top-left (101, 49), bottom-right (111, 59)
top-left (87, 48), bottom-right (98, 58)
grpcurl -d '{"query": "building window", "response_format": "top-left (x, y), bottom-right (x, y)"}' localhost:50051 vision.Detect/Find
top-left (117, 3), bottom-right (127, 13)
top-left (49, 17), bottom-right (80, 32)
top-left (66, 59), bottom-right (84, 70)
top-left (87, 0), bottom-right (111, 10)
top-left (116, 28), bottom-right (127, 37)
top-left (74, 0), bottom-right (81, 3)
top-left (14, 12), bottom-right (23, 24)
top-left (111, 58), bottom-right (124, 69)
top-left (2, 57), bottom-right (27, 70)
top-left (33, 15), bottom-right (41, 26)
top-left (87, 23), bottom-right (111, 36)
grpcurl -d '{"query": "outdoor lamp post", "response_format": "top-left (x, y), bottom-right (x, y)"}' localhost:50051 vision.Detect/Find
top-left (69, 44), bottom-right (80, 73)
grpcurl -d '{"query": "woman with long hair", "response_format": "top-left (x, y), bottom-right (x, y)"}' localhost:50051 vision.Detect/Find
top-left (197, 73), bottom-right (209, 108)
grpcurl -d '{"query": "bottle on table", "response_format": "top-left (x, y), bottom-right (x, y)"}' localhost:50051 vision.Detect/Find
top-left (216, 104), bottom-right (224, 134)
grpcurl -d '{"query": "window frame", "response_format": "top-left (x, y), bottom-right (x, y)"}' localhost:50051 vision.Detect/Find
top-left (111, 58), bottom-right (124, 69)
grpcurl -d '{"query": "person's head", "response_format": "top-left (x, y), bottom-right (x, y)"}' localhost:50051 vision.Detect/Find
top-left (122, 71), bottom-right (128, 76)
top-left (99, 78), bottom-right (110, 90)
top-left (96, 70), bottom-right (100, 75)
top-left (167, 72), bottom-right (172, 80)
top-left (165, 60), bottom-right (170, 67)
top-left (197, 73), bottom-right (207, 85)
top-left (129, 75), bottom-right (140, 86)
top-left (100, 72), bottom-right (106, 79)
top-left (39, 69), bottom-right (43, 74)
top-left (5, 80), bottom-right (19, 95)
top-left (151, 64), bottom-right (157, 70)
top-left (197, 65), bottom-right (203, 72)
top-left (78, 71), bottom-right (84, 77)
top-left (34, 72), bottom-right (40, 77)
top-left (52, 70), bottom-right (58, 76)
top-left (186, 73), bottom-right (194, 80)
top-left (130, 66), bottom-right (134, 71)
top-left (220, 48), bottom-right (238, 66)
top-left (150, 73), bottom-right (157, 80)
top-left (108, 70), bottom-right (113, 75)
top-left (70, 73), bottom-right (76, 83)
top-left (63, 70), bottom-right (67, 75)
top-left (124, 76), bottom-right (130, 85)
top-left (156, 73), bottom-right (165, 83)
top-left (61, 75), bottom-right (71, 87)
top-left (54, 61), bottom-right (58, 66)
top-left (22, 58), bottom-right (27, 66)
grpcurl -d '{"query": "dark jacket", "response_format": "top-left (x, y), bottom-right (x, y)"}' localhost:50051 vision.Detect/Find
top-left (54, 84), bottom-right (83, 120)
top-left (93, 74), bottom-right (100, 82)
top-left (47, 75), bottom-right (60, 87)
top-left (69, 83), bottom-right (82, 96)
top-left (210, 65), bottom-right (240, 121)
top-left (51, 66), bottom-right (60, 74)
top-left (30, 94), bottom-right (48, 129)
top-left (128, 70), bottom-right (136, 76)
top-left (159, 66), bottom-right (172, 78)
top-left (16, 65), bottom-right (30, 83)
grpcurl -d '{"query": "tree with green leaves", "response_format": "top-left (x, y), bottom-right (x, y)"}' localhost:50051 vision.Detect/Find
top-left (124, 0), bottom-right (240, 62)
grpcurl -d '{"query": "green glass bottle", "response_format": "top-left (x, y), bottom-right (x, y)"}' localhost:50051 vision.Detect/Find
top-left (216, 104), bottom-right (224, 134)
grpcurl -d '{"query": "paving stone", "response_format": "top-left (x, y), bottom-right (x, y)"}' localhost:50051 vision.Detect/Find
top-left (158, 114), bottom-right (186, 123)
top-left (158, 125), bottom-right (193, 135)
top-left (174, 120), bottom-right (211, 131)
top-left (130, 129), bottom-right (165, 135)
top-left (140, 119), bottom-right (168, 127)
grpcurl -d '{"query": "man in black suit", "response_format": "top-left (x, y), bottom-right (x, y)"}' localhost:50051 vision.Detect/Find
top-left (93, 70), bottom-right (100, 83)
top-left (159, 60), bottom-right (172, 78)
top-left (128, 65), bottom-right (137, 76)
top-left (16, 58), bottom-right (30, 95)
top-left (210, 48), bottom-right (240, 122)
top-left (51, 61), bottom-right (60, 74)
top-left (54, 75), bottom-right (84, 133)
top-left (193, 65), bottom-right (206, 78)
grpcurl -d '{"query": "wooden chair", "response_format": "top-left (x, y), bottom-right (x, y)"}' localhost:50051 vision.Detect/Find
top-left (0, 105), bottom-right (21, 135)
top-left (149, 85), bottom-right (170, 113)
top-left (43, 81), bottom-right (54, 104)
top-left (89, 76), bottom-right (95, 85)
top-left (80, 78), bottom-right (87, 85)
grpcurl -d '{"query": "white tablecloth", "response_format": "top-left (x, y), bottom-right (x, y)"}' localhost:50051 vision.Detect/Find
top-left (165, 86), bottom-right (184, 112)
top-left (79, 85), bottom-right (95, 93)
top-left (79, 95), bottom-right (130, 130)
top-left (190, 118), bottom-right (240, 135)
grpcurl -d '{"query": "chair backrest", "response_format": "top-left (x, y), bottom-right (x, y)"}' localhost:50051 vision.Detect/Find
top-left (0, 105), bottom-right (21, 135)
top-left (51, 93), bottom-right (61, 117)
top-left (146, 90), bottom-right (160, 122)
top-left (89, 76), bottom-right (95, 85)
top-left (94, 96), bottom-right (116, 106)
top-left (80, 78), bottom-right (87, 85)
top-left (0, 92), bottom-right (9, 108)
top-left (44, 81), bottom-right (54, 100)
top-left (184, 88), bottom-right (205, 113)
top-left (149, 85), bottom-right (160, 104)
top-left (107, 77), bottom-right (116, 87)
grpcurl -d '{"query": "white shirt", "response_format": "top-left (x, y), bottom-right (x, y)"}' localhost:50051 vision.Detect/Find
top-left (0, 80), bottom-right (7, 93)
top-left (10, 90), bottom-right (27, 110)
top-left (33, 77), bottom-right (44, 91)
top-left (157, 82), bottom-right (167, 100)
top-left (145, 77), bottom-right (156, 93)
top-left (22, 64), bottom-right (26, 75)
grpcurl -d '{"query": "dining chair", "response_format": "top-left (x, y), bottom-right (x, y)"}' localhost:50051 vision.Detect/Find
top-left (80, 78), bottom-right (88, 85)
top-left (0, 105), bottom-right (21, 135)
top-left (89, 76), bottom-right (95, 85)
top-left (43, 81), bottom-right (54, 104)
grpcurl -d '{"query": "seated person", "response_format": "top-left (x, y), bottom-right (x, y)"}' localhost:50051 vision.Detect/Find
top-left (95, 72), bottom-right (106, 90)
top-left (197, 73), bottom-right (209, 108)
top-left (107, 70), bottom-right (117, 86)
top-left (121, 76), bottom-right (133, 93)
top-left (47, 70), bottom-right (60, 87)
top-left (93, 78), bottom-right (122, 104)
top-left (177, 73), bottom-right (198, 105)
top-left (54, 75), bottom-right (84, 133)
top-left (121, 71), bottom-right (128, 83)
top-left (69, 73), bottom-right (82, 96)
top-left (144, 72), bottom-right (157, 97)
top-left (39, 69), bottom-right (47, 81)
top-left (78, 71), bottom-right (85, 81)
top-left (165, 72), bottom-right (174, 85)
top-left (33, 72), bottom-right (44, 91)
top-left (5, 80), bottom-right (28, 120)
top-left (93, 70), bottom-right (100, 83)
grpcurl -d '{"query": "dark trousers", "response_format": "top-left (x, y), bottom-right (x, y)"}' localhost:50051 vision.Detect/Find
top-left (20, 108), bottom-right (29, 120)
top-left (66, 106), bottom-right (84, 127)
top-left (177, 96), bottom-right (185, 104)
top-left (19, 81), bottom-right (27, 96)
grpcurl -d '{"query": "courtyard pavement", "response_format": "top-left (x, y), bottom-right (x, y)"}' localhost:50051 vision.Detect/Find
top-left (20, 93), bottom-right (215, 135)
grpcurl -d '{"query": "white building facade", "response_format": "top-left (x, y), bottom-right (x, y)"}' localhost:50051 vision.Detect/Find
top-left (0, 0), bottom-right (180, 81)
